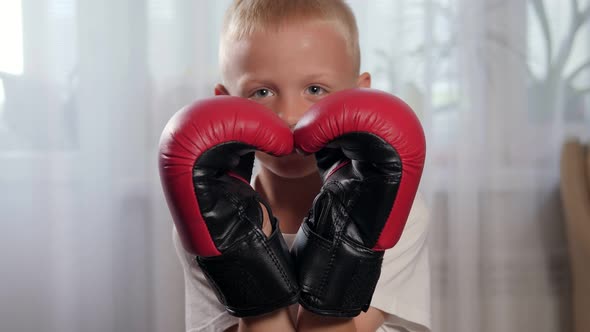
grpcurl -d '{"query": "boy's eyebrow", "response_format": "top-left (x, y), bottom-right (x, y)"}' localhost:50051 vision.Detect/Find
top-left (237, 72), bottom-right (333, 87)
top-left (300, 73), bottom-right (331, 82)
top-left (237, 76), bottom-right (276, 89)
top-left (237, 74), bottom-right (271, 85)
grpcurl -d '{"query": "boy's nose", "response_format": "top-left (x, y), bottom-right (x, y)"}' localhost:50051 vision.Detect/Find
top-left (276, 100), bottom-right (308, 129)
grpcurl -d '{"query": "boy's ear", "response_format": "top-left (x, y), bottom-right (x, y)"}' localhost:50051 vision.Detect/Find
top-left (356, 72), bottom-right (371, 88)
top-left (214, 84), bottom-right (230, 96)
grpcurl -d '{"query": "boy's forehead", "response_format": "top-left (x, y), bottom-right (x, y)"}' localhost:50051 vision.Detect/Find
top-left (221, 21), bottom-right (354, 75)
top-left (221, 26), bottom-right (354, 84)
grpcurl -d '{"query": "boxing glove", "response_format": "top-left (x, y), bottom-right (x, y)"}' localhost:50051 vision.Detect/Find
top-left (158, 96), bottom-right (299, 317)
top-left (291, 88), bottom-right (426, 317)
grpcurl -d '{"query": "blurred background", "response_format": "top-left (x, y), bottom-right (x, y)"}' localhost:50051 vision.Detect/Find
top-left (0, 0), bottom-right (588, 331)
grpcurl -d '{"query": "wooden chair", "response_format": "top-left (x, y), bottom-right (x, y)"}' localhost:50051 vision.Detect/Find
top-left (559, 139), bottom-right (590, 332)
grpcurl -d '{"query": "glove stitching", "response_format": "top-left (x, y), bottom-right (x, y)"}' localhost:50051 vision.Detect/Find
top-left (316, 190), bottom-right (344, 300)
top-left (244, 198), bottom-right (296, 293)
top-left (298, 224), bottom-right (330, 294)
top-left (328, 179), bottom-right (363, 241)
top-left (300, 221), bottom-right (332, 250)
top-left (314, 180), bottom-right (363, 302)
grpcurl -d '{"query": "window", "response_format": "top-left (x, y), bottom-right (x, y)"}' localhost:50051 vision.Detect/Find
top-left (0, 0), bottom-right (24, 75)
top-left (0, 0), bottom-right (78, 153)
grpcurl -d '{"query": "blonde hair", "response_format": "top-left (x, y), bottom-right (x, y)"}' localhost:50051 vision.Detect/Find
top-left (219, 0), bottom-right (361, 75)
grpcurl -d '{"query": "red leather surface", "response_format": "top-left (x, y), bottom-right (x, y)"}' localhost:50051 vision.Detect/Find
top-left (159, 96), bottom-right (293, 257)
top-left (294, 88), bottom-right (426, 250)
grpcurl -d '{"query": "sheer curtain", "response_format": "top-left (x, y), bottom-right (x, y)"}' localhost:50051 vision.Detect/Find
top-left (351, 0), bottom-right (587, 331)
top-left (0, 1), bottom-right (587, 332)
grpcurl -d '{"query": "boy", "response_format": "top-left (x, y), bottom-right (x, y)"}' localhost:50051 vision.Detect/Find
top-left (171, 1), bottom-right (431, 331)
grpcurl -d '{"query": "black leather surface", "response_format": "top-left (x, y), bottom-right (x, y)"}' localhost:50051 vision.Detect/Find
top-left (198, 215), bottom-right (299, 317)
top-left (292, 132), bottom-right (401, 316)
top-left (194, 142), bottom-right (299, 317)
top-left (292, 220), bottom-right (384, 317)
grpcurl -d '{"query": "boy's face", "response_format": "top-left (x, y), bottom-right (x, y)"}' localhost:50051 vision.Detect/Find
top-left (217, 20), bottom-right (370, 179)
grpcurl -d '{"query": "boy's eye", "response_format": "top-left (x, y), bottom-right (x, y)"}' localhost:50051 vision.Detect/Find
top-left (306, 86), bottom-right (327, 96)
top-left (250, 88), bottom-right (275, 99)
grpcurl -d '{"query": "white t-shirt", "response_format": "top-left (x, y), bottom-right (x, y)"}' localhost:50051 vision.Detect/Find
top-left (172, 176), bottom-right (431, 332)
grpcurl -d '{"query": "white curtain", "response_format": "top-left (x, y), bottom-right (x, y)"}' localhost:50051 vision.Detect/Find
top-left (0, 1), bottom-right (587, 331)
top-left (355, 0), bottom-right (588, 331)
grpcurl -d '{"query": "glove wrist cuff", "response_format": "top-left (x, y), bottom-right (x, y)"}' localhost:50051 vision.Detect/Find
top-left (197, 219), bottom-right (299, 317)
top-left (291, 221), bottom-right (384, 317)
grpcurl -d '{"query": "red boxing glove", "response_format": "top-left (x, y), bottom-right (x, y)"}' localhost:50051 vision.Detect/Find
top-left (159, 96), bottom-right (299, 317)
top-left (291, 88), bottom-right (426, 317)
